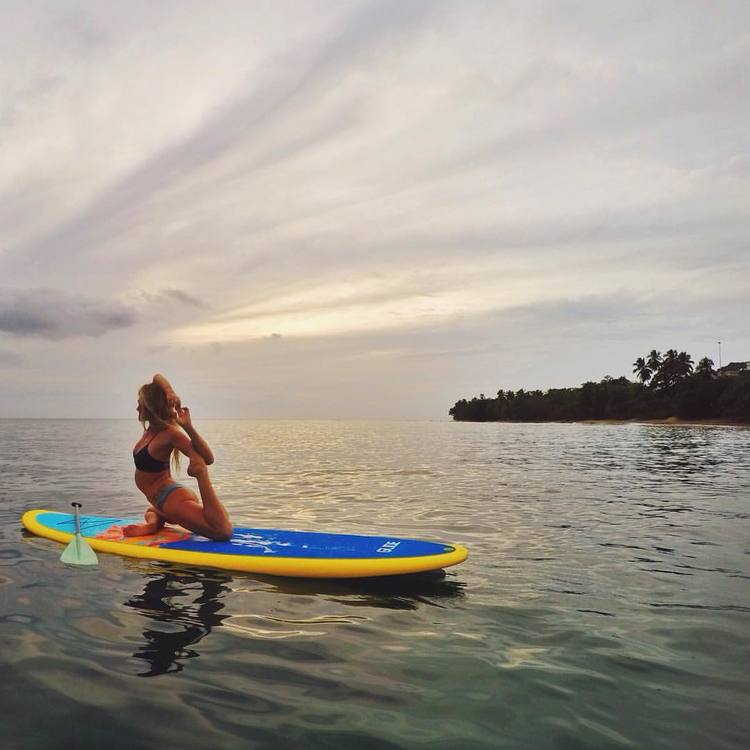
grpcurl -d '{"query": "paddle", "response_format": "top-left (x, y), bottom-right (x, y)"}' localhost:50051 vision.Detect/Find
top-left (60, 502), bottom-right (98, 566)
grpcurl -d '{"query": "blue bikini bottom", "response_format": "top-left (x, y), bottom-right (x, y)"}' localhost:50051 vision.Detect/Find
top-left (152, 483), bottom-right (184, 512)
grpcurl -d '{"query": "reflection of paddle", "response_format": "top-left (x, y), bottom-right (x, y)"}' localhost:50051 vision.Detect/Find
top-left (60, 502), bottom-right (98, 566)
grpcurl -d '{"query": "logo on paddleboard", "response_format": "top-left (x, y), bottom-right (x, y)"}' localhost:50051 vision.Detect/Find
top-left (376, 540), bottom-right (401, 554)
top-left (229, 532), bottom-right (293, 554)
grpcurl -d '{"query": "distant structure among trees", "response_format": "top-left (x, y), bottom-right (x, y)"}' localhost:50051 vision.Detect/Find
top-left (718, 361), bottom-right (750, 377)
top-left (449, 348), bottom-right (750, 422)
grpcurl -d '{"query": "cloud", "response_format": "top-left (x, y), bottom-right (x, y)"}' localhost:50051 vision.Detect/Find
top-left (0, 2), bottom-right (747, 417)
top-left (0, 289), bottom-right (135, 339)
top-left (1, 1), bottom-right (437, 281)
top-left (161, 288), bottom-right (207, 308)
top-left (130, 287), bottom-right (208, 309)
top-left (0, 349), bottom-right (22, 366)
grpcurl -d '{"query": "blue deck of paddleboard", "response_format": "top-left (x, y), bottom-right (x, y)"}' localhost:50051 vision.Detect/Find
top-left (36, 512), bottom-right (456, 559)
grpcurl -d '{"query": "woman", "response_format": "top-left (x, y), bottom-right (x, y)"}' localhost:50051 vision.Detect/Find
top-left (127, 373), bottom-right (233, 541)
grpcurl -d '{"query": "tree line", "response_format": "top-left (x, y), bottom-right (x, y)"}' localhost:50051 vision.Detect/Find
top-left (449, 349), bottom-right (750, 422)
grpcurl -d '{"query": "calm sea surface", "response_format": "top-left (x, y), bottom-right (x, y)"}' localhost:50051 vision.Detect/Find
top-left (1, 419), bottom-right (748, 749)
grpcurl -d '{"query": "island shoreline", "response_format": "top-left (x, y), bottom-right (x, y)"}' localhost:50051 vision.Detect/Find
top-left (453, 417), bottom-right (750, 427)
top-left (578, 417), bottom-right (750, 427)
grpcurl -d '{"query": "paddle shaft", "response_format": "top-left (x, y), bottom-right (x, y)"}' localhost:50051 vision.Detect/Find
top-left (72, 502), bottom-right (82, 536)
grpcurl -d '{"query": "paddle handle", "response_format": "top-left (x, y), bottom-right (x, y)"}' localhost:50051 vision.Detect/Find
top-left (71, 502), bottom-right (82, 536)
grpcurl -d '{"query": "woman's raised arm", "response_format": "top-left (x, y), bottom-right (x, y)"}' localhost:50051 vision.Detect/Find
top-left (175, 406), bottom-right (214, 465)
top-left (153, 373), bottom-right (181, 408)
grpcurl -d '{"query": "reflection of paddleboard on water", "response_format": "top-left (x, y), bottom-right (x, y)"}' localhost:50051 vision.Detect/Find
top-left (22, 509), bottom-right (469, 578)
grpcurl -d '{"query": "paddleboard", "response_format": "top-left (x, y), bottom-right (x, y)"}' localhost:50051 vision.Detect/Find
top-left (22, 509), bottom-right (468, 578)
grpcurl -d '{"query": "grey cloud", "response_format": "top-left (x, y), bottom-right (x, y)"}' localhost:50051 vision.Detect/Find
top-left (502, 290), bottom-right (644, 324)
top-left (135, 288), bottom-right (208, 309)
top-left (0, 75), bottom-right (64, 130)
top-left (0, 349), bottom-right (22, 365)
top-left (233, 202), bottom-right (747, 286)
top-left (58, 9), bottom-right (111, 52)
top-left (5, 0), bottom-right (437, 278)
top-left (483, 290), bottom-right (747, 361)
top-left (0, 289), bottom-right (135, 339)
top-left (6, 0), bottom-right (746, 300)
top-left (162, 288), bottom-right (207, 308)
top-left (409, 209), bottom-right (749, 259)
top-left (441, 51), bottom-right (750, 182)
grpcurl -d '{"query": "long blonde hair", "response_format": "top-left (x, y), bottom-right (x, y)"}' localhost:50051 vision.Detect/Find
top-left (137, 382), bottom-right (180, 472)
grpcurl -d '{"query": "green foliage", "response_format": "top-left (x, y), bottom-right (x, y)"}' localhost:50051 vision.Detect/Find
top-left (632, 357), bottom-right (651, 383)
top-left (696, 357), bottom-right (715, 378)
top-left (449, 350), bottom-right (749, 422)
top-left (645, 349), bottom-right (694, 389)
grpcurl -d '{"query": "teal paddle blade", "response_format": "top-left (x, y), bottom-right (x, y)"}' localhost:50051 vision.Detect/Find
top-left (60, 533), bottom-right (98, 566)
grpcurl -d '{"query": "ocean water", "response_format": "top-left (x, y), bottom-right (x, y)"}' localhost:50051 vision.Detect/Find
top-left (1, 419), bottom-right (748, 750)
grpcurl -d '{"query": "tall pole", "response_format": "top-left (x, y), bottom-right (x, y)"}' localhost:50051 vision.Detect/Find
top-left (718, 340), bottom-right (722, 370)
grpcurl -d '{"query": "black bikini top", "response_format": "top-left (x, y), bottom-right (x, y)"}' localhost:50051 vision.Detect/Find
top-left (133, 434), bottom-right (169, 473)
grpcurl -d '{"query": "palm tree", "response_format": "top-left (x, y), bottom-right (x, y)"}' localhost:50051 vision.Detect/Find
top-left (676, 351), bottom-right (694, 380)
top-left (645, 350), bottom-right (662, 388)
top-left (652, 349), bottom-right (679, 389)
top-left (696, 357), bottom-right (715, 378)
top-left (646, 349), bottom-right (662, 372)
top-left (632, 357), bottom-right (652, 384)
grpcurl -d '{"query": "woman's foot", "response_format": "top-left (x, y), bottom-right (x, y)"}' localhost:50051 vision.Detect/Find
top-left (123, 508), bottom-right (165, 537)
top-left (187, 458), bottom-right (208, 478)
top-left (122, 520), bottom-right (164, 537)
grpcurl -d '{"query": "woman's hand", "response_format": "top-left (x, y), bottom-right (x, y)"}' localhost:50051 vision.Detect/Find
top-left (153, 374), bottom-right (181, 409)
top-left (175, 405), bottom-right (193, 429)
top-left (172, 408), bottom-right (215, 465)
top-left (166, 390), bottom-right (181, 409)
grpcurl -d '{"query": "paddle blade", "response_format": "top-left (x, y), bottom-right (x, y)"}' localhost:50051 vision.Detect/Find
top-left (60, 533), bottom-right (99, 566)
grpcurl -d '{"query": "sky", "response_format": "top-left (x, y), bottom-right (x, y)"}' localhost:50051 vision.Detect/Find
top-left (0, 0), bottom-right (748, 419)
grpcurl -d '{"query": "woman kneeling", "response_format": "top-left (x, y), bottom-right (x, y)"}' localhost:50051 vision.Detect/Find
top-left (129, 373), bottom-right (232, 541)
